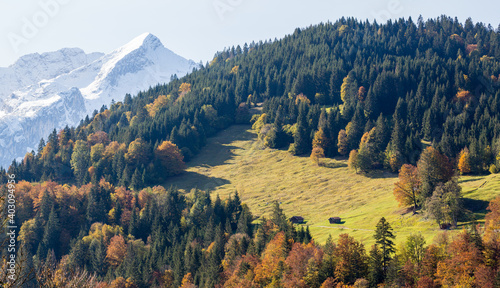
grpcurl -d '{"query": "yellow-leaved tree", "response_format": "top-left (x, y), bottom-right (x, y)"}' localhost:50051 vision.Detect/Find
top-left (125, 138), bottom-right (151, 166)
top-left (178, 83), bottom-right (192, 97)
top-left (312, 128), bottom-right (328, 150)
top-left (145, 95), bottom-right (170, 117)
top-left (457, 147), bottom-right (471, 175)
top-left (348, 150), bottom-right (359, 173)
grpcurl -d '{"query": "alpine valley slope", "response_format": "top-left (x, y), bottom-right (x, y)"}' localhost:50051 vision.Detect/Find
top-left (0, 33), bottom-right (198, 168)
top-left (167, 125), bottom-right (500, 245)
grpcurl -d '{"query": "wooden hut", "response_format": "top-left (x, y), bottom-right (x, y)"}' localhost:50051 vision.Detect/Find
top-left (289, 216), bottom-right (304, 224)
top-left (329, 217), bottom-right (341, 224)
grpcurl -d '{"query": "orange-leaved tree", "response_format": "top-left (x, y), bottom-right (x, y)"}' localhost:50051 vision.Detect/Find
top-left (484, 196), bottom-right (500, 243)
top-left (310, 147), bottom-right (325, 166)
top-left (435, 231), bottom-right (484, 287)
top-left (154, 140), bottom-right (186, 176)
top-left (106, 235), bottom-right (127, 268)
top-left (283, 242), bottom-right (323, 287)
top-left (254, 231), bottom-right (288, 286)
top-left (393, 164), bottom-right (421, 212)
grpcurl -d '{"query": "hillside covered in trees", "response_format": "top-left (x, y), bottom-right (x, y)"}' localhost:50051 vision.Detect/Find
top-left (5, 15), bottom-right (500, 186)
top-left (2, 15), bottom-right (500, 287)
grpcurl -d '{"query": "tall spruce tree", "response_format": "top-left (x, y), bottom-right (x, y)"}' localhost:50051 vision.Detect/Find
top-left (374, 217), bottom-right (395, 278)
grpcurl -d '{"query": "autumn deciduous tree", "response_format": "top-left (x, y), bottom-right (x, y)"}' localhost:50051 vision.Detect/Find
top-left (145, 95), bottom-right (170, 117)
top-left (106, 235), bottom-right (127, 267)
top-left (178, 83), bottom-right (192, 95)
top-left (484, 196), bottom-right (500, 243)
top-left (385, 148), bottom-right (403, 173)
top-left (358, 86), bottom-right (367, 102)
top-left (222, 255), bottom-right (259, 288)
top-left (295, 93), bottom-right (311, 105)
top-left (417, 147), bottom-right (454, 199)
top-left (393, 164), bottom-right (421, 212)
top-left (338, 130), bottom-right (349, 155)
top-left (334, 233), bottom-right (368, 284)
top-left (252, 113), bottom-right (267, 132)
top-left (312, 128), bottom-right (328, 150)
top-left (180, 273), bottom-right (196, 288)
top-left (125, 138), bottom-right (151, 166)
top-left (456, 89), bottom-right (473, 101)
top-left (87, 131), bottom-right (110, 146)
top-left (320, 277), bottom-right (336, 288)
top-left (435, 231), bottom-right (483, 287)
top-left (109, 277), bottom-right (127, 288)
top-left (457, 147), bottom-right (471, 174)
top-left (155, 140), bottom-right (186, 176)
top-left (310, 147), bottom-right (325, 166)
top-left (90, 143), bottom-right (105, 164)
top-left (348, 150), bottom-right (359, 173)
top-left (340, 73), bottom-right (358, 107)
top-left (254, 232), bottom-right (288, 286)
top-left (283, 242), bottom-right (323, 288)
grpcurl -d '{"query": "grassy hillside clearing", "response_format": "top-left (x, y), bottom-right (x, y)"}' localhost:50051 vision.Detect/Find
top-left (167, 125), bottom-right (500, 246)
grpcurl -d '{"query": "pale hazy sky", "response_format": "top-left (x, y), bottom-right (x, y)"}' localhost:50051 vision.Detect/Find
top-left (0, 0), bottom-right (499, 67)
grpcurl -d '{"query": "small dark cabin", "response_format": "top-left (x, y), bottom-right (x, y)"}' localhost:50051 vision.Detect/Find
top-left (440, 223), bottom-right (452, 230)
top-left (329, 217), bottom-right (341, 224)
top-left (290, 216), bottom-right (304, 224)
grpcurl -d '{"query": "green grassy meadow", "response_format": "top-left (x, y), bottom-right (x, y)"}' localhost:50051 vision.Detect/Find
top-left (167, 125), bottom-right (500, 246)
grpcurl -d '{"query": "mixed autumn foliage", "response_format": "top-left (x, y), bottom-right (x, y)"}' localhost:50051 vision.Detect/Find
top-left (1, 15), bottom-right (500, 287)
top-left (4, 180), bottom-right (500, 287)
top-left (4, 15), bottom-right (500, 189)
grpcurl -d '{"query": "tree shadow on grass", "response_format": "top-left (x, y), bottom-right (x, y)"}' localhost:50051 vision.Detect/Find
top-left (459, 177), bottom-right (486, 184)
top-left (188, 125), bottom-right (254, 167)
top-left (166, 171), bottom-right (230, 192)
top-left (361, 170), bottom-right (397, 179)
top-left (463, 198), bottom-right (490, 215)
top-left (321, 161), bottom-right (348, 169)
top-left (191, 144), bottom-right (243, 167)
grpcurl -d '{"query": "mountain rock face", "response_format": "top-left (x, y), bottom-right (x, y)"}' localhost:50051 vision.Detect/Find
top-left (0, 33), bottom-right (197, 168)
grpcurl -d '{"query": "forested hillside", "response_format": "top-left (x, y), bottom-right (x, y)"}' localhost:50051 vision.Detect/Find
top-left (2, 16), bottom-right (500, 287)
top-left (6, 15), bottom-right (500, 186)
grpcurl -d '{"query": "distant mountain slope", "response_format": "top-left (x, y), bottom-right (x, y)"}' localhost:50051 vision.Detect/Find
top-left (0, 33), bottom-right (198, 167)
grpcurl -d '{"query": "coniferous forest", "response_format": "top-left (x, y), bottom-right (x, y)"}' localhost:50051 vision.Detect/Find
top-left (2, 16), bottom-right (500, 287)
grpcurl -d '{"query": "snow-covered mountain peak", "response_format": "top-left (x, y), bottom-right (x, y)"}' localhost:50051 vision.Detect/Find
top-left (106, 33), bottom-right (163, 64)
top-left (80, 32), bottom-right (196, 104)
top-left (126, 33), bottom-right (163, 51)
top-left (0, 33), bottom-right (197, 168)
